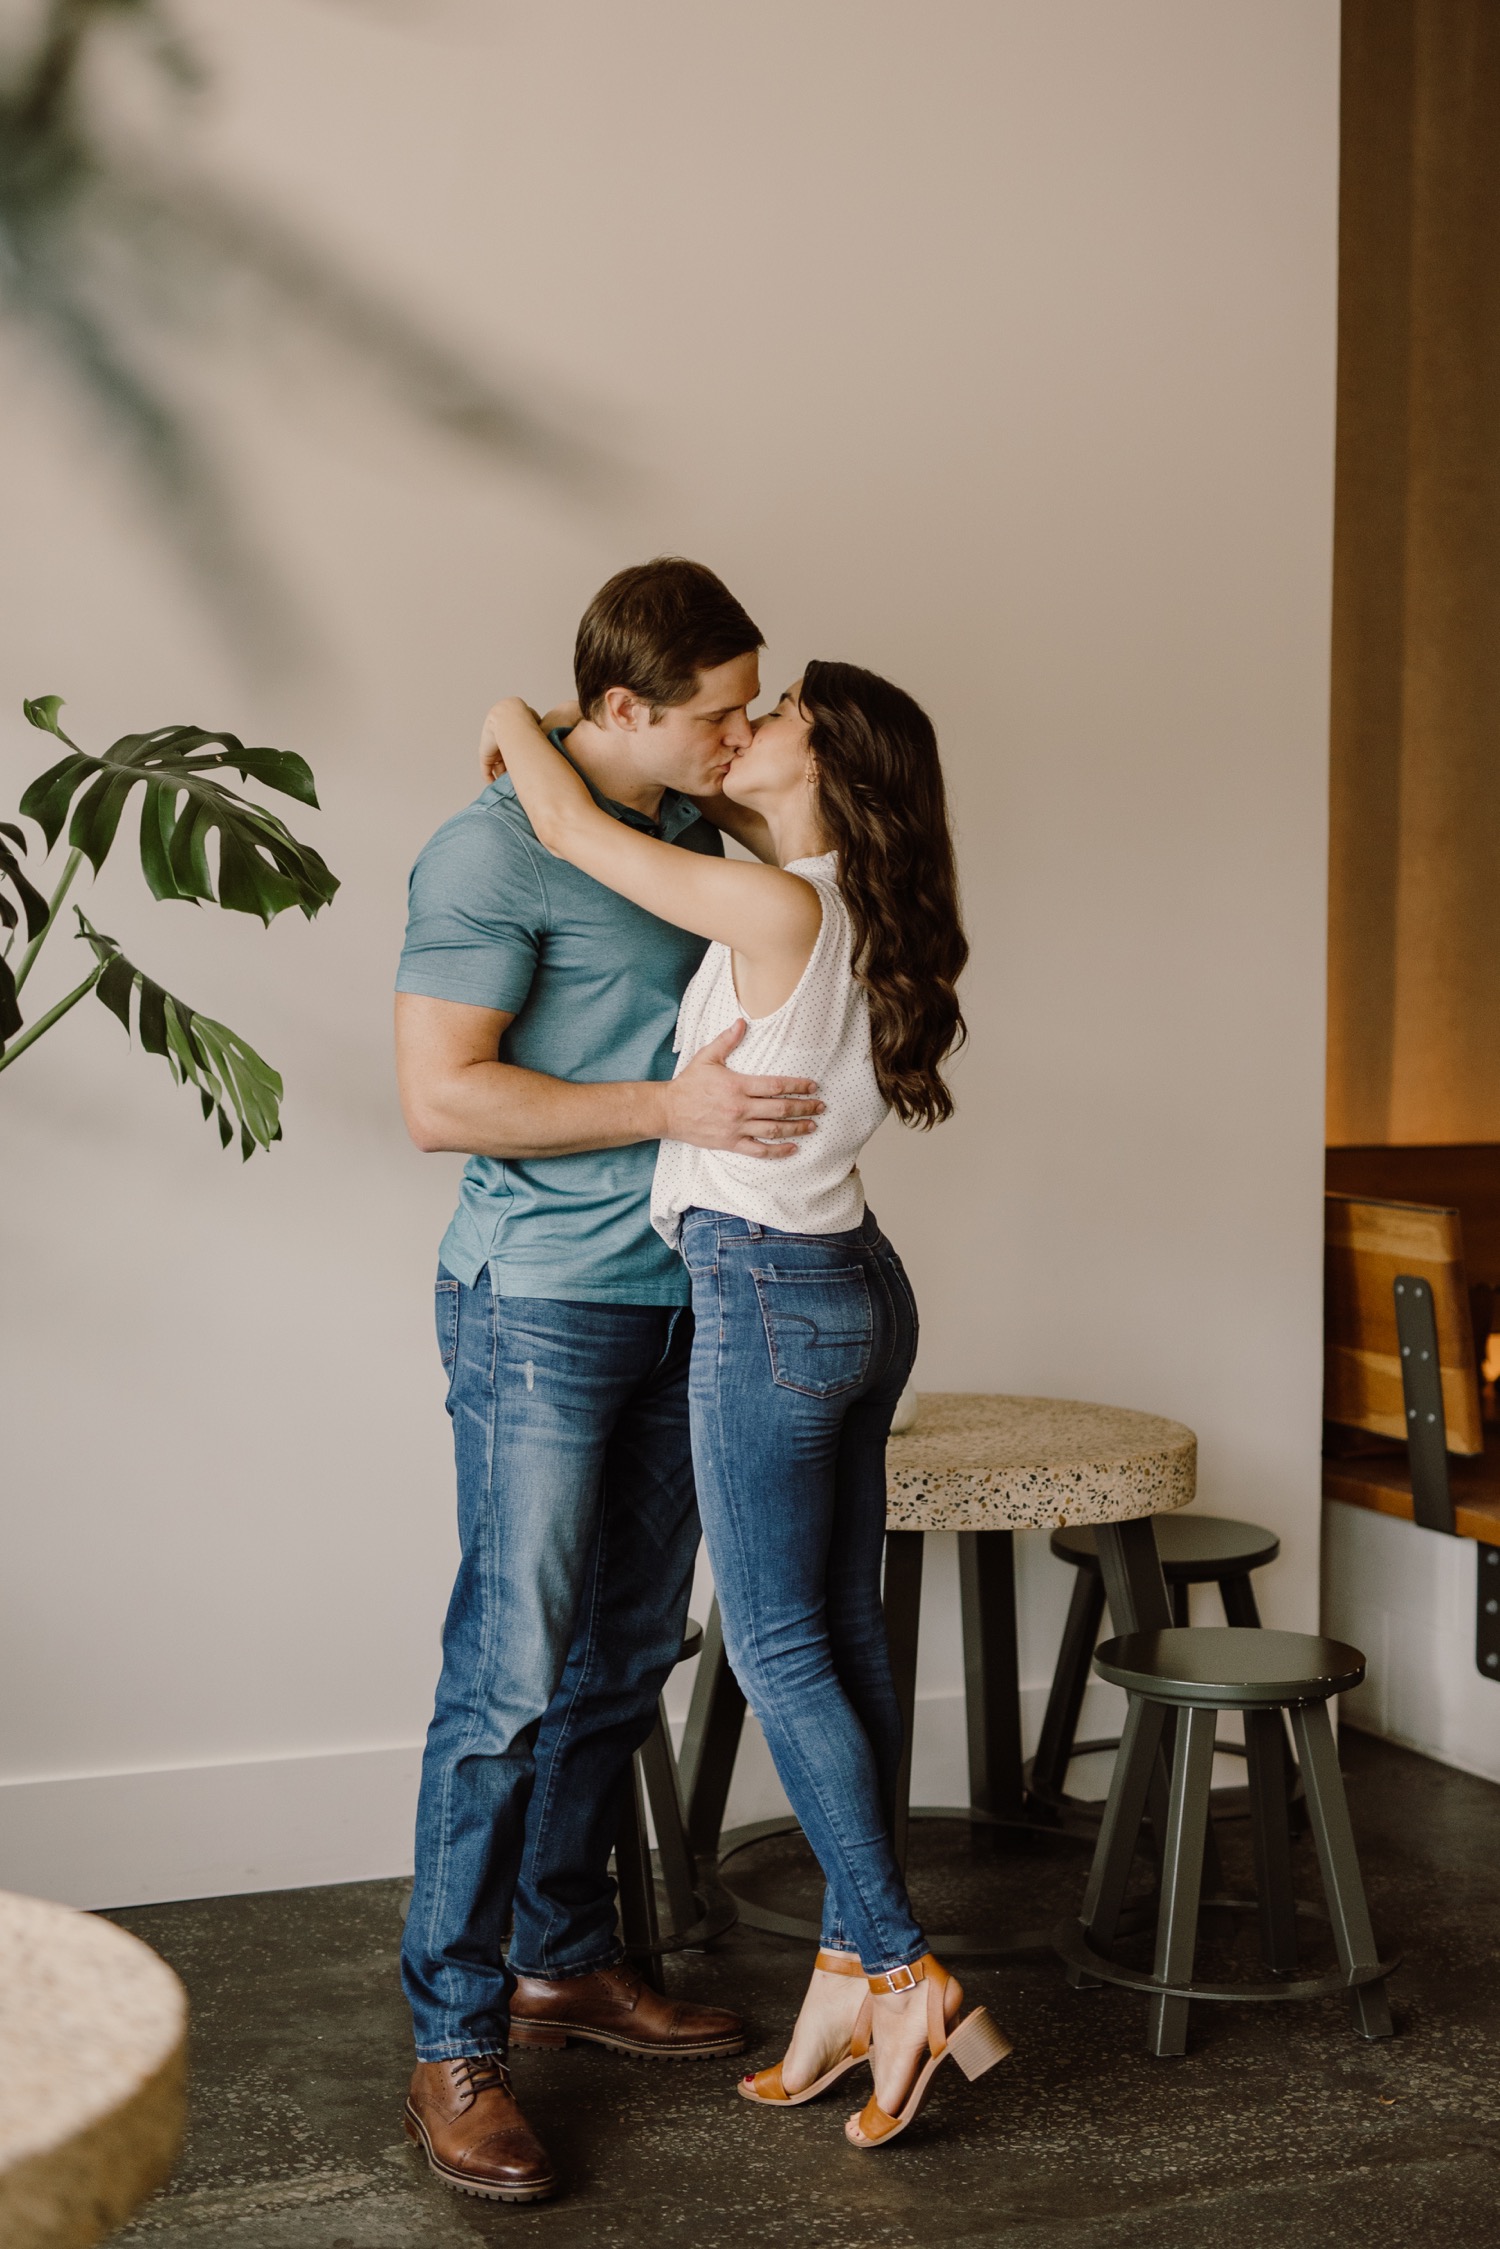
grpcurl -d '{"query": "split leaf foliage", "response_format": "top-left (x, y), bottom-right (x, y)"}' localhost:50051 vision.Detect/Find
top-left (20, 696), bottom-right (338, 923)
top-left (2, 696), bottom-right (336, 1156)
top-left (0, 819), bottom-right (49, 1044)
top-left (75, 911), bottom-right (283, 1159)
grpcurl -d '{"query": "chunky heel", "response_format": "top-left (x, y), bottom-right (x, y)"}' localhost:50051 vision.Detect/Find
top-left (847, 1955), bottom-right (1013, 2149)
top-left (946, 2006), bottom-right (1011, 2081)
top-left (508, 2021), bottom-right (568, 2050)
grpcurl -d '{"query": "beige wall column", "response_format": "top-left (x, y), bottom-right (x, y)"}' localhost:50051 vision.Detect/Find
top-left (1330, 0), bottom-right (1500, 1144)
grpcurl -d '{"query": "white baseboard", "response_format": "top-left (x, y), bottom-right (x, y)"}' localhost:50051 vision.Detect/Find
top-left (0, 1679), bottom-right (1137, 1912)
top-left (0, 1744), bottom-right (423, 1910)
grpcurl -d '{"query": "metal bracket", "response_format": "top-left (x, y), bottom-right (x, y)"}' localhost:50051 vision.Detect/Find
top-left (1478, 1546), bottom-right (1500, 1683)
top-left (1393, 1275), bottom-right (1456, 1536)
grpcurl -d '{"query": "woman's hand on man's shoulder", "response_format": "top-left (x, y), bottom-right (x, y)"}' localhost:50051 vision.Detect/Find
top-left (478, 698), bottom-right (581, 785)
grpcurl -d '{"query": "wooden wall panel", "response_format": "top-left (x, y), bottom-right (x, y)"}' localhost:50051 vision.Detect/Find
top-left (1324, 1193), bottom-right (1483, 1451)
top-left (1328, 2), bottom-right (1500, 1143)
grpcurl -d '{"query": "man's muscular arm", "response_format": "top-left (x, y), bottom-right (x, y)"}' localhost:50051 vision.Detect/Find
top-left (395, 994), bottom-right (822, 1160)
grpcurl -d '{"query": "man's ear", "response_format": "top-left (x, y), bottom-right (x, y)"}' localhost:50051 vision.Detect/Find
top-left (600, 686), bottom-right (649, 734)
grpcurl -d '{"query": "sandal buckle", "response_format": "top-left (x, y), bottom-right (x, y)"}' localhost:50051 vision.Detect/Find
top-left (884, 1963), bottom-right (918, 1992)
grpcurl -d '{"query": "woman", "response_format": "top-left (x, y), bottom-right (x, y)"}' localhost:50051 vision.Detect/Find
top-left (481, 665), bottom-right (1008, 2149)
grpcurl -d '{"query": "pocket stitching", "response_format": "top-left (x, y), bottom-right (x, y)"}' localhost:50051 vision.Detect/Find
top-left (750, 1265), bottom-right (873, 1398)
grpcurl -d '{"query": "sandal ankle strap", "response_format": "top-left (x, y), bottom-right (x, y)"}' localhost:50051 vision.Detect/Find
top-left (866, 1952), bottom-right (941, 1996)
top-left (814, 1948), bottom-right (867, 1978)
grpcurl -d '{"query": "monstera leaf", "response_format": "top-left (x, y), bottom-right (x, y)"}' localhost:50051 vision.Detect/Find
top-left (0, 819), bottom-right (50, 1047)
top-left (1, 695), bottom-right (335, 1154)
top-left (19, 697), bottom-right (338, 922)
top-left (74, 912), bottom-right (284, 1159)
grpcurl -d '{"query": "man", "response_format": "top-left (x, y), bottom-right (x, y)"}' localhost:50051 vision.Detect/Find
top-left (393, 558), bottom-right (823, 2204)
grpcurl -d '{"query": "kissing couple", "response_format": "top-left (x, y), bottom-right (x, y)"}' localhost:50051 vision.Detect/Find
top-left (393, 557), bottom-right (1009, 2203)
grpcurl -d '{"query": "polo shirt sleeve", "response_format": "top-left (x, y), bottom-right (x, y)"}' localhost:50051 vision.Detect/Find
top-left (395, 805), bottom-right (548, 1014)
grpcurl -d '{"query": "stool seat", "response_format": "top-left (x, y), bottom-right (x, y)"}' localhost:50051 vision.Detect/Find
top-left (1094, 1627), bottom-right (1366, 1707)
top-left (1052, 1516), bottom-right (1280, 1582)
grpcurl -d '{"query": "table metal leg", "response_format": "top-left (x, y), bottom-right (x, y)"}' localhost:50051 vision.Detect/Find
top-left (958, 1531), bottom-right (1025, 1822)
top-left (882, 1530), bottom-right (926, 1869)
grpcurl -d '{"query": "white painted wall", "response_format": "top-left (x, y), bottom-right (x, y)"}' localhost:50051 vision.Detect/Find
top-left (1323, 1503), bottom-right (1500, 1786)
top-left (0, 0), bottom-right (1340, 1907)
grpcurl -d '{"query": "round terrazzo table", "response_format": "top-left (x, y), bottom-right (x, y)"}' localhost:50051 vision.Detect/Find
top-left (679, 1394), bottom-right (1197, 1958)
top-left (0, 1890), bottom-right (186, 2247)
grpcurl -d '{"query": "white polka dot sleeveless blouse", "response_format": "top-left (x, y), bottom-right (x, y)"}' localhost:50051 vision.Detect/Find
top-left (651, 852), bottom-right (890, 1245)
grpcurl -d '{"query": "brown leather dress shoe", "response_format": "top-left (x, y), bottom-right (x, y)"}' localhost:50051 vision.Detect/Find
top-left (404, 2055), bottom-right (556, 2203)
top-left (510, 1961), bottom-right (746, 2060)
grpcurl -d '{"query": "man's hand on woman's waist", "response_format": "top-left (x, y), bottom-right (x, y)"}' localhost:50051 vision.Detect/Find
top-left (661, 1019), bottom-right (821, 1158)
top-left (395, 998), bottom-right (820, 1160)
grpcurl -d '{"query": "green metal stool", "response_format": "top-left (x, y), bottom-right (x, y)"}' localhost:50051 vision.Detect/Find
top-left (1030, 1516), bottom-right (1292, 1817)
top-left (1055, 1627), bottom-right (1398, 2055)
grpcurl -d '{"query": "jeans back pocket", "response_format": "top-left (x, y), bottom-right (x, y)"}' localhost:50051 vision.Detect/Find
top-left (751, 1264), bottom-right (873, 1397)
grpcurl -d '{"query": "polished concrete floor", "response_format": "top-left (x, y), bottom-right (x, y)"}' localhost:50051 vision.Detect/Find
top-left (107, 1730), bottom-right (1500, 2249)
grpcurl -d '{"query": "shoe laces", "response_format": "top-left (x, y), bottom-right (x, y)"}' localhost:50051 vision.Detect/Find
top-left (452, 2052), bottom-right (509, 2106)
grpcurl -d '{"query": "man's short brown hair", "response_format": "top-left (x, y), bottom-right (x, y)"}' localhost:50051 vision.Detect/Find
top-left (574, 557), bottom-right (763, 722)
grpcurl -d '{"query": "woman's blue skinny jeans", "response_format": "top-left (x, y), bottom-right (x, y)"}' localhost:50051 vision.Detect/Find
top-left (680, 1206), bottom-right (927, 1975)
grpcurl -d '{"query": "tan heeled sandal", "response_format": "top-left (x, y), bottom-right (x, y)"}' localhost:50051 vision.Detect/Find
top-left (738, 1950), bottom-right (872, 2107)
top-left (846, 1954), bottom-right (1011, 2148)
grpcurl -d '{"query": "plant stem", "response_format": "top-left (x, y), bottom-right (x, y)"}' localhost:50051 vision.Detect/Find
top-left (0, 963), bottom-right (102, 1073)
top-left (13, 847), bottom-right (83, 996)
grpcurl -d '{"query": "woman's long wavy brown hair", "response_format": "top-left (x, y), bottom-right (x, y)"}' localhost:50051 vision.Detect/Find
top-left (800, 660), bottom-right (968, 1127)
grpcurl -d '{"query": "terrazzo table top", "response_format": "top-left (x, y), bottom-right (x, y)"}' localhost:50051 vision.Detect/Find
top-left (0, 1889), bottom-right (186, 2247)
top-left (885, 1393), bottom-right (1197, 1531)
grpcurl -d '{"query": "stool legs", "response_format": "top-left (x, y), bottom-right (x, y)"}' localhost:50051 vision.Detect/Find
top-left (1146, 1704), bottom-right (1219, 2057)
top-left (614, 1757), bottom-right (665, 1993)
top-left (680, 1602), bottom-right (746, 1859)
top-left (1220, 1573), bottom-right (1303, 1825)
top-left (1218, 1573), bottom-right (1262, 1629)
top-left (639, 1704), bottom-right (698, 1937)
top-left (1073, 1694), bottom-right (1168, 1987)
top-left (1244, 1709), bottom-right (1298, 1972)
top-left (1031, 1568), bottom-right (1107, 1803)
top-left (1291, 1703), bottom-right (1394, 2039)
top-left (1094, 1518), bottom-right (1174, 1633)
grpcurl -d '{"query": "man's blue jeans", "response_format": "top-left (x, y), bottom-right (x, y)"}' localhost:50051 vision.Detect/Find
top-left (680, 1208), bottom-right (927, 1975)
top-left (401, 1272), bottom-right (699, 2062)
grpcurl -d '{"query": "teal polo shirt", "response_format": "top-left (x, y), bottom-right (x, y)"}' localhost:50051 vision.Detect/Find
top-left (396, 742), bottom-right (722, 1304)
